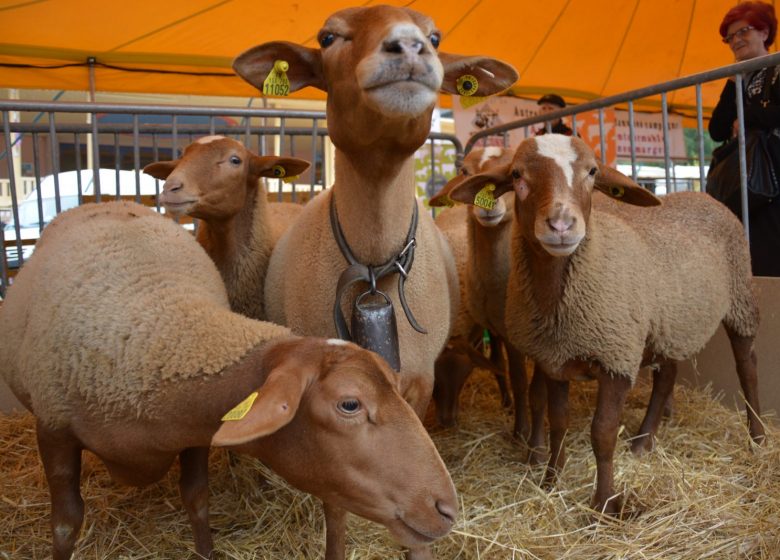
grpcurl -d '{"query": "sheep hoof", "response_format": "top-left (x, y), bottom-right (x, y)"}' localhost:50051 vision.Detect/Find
top-left (527, 448), bottom-right (547, 466)
top-left (630, 434), bottom-right (654, 456)
top-left (591, 494), bottom-right (624, 517)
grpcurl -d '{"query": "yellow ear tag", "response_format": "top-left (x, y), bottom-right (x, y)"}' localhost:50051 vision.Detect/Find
top-left (221, 391), bottom-right (259, 422)
top-left (456, 74), bottom-right (479, 96)
top-left (272, 165), bottom-right (286, 178)
top-left (282, 175), bottom-right (300, 184)
top-left (456, 74), bottom-right (486, 108)
top-left (474, 183), bottom-right (497, 210)
top-left (263, 60), bottom-right (291, 97)
top-left (609, 185), bottom-right (625, 198)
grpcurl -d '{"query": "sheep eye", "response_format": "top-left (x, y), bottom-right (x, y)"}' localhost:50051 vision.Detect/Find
top-left (229, 155), bottom-right (242, 165)
top-left (337, 398), bottom-right (361, 414)
top-left (429, 32), bottom-right (441, 49)
top-left (318, 32), bottom-right (336, 48)
top-left (589, 167), bottom-right (597, 176)
top-left (511, 169), bottom-right (521, 179)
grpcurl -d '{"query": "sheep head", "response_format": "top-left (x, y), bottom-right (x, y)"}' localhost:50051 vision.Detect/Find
top-left (143, 136), bottom-right (310, 220)
top-left (232, 6), bottom-right (517, 157)
top-left (448, 135), bottom-right (661, 257)
top-left (212, 337), bottom-right (457, 549)
top-left (430, 146), bottom-right (516, 227)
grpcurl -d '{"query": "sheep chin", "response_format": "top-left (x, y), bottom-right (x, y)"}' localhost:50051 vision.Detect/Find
top-left (362, 83), bottom-right (438, 118)
top-left (539, 239), bottom-right (582, 257)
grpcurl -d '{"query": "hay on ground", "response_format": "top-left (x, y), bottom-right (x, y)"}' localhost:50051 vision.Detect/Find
top-left (1, 370), bottom-right (778, 559)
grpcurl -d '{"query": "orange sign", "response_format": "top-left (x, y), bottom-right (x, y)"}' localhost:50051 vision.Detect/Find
top-left (573, 109), bottom-right (617, 168)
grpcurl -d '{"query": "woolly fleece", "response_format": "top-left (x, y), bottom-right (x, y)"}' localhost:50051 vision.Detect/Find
top-left (506, 192), bottom-right (758, 380)
top-left (434, 204), bottom-right (473, 339)
top-left (217, 197), bottom-right (301, 321)
top-left (0, 201), bottom-right (290, 428)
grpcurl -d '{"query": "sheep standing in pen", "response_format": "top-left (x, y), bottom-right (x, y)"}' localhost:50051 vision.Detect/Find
top-left (231, 7), bottom-right (518, 445)
top-left (143, 136), bottom-right (310, 320)
top-left (430, 147), bottom-right (546, 457)
top-left (431, 197), bottom-right (512, 428)
top-left (447, 134), bottom-right (764, 515)
top-left (0, 201), bottom-right (457, 560)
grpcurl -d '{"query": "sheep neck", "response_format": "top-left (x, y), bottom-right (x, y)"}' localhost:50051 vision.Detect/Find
top-left (331, 152), bottom-right (417, 266)
top-left (519, 235), bottom-right (572, 317)
top-left (196, 185), bottom-right (271, 316)
top-left (468, 214), bottom-right (512, 332)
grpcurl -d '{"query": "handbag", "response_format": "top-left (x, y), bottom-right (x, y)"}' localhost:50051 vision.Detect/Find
top-left (706, 68), bottom-right (780, 215)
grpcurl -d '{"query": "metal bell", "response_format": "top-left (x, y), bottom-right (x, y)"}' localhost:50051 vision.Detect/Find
top-left (350, 290), bottom-right (401, 371)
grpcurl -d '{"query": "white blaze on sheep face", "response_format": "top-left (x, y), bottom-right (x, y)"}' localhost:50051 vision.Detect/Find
top-left (195, 135), bottom-right (226, 145)
top-left (327, 338), bottom-right (350, 346)
top-left (534, 135), bottom-right (577, 189)
top-left (478, 146), bottom-right (504, 168)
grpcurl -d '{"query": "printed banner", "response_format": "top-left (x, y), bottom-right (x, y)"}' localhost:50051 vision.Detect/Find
top-left (452, 96), bottom-right (686, 162)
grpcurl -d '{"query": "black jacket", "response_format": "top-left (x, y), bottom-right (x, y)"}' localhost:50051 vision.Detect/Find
top-left (709, 66), bottom-right (780, 142)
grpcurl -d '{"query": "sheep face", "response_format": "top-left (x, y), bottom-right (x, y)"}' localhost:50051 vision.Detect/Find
top-left (447, 135), bottom-right (661, 257)
top-left (464, 147), bottom-right (516, 228)
top-left (430, 146), bottom-right (516, 226)
top-left (232, 6), bottom-right (517, 156)
top-left (143, 136), bottom-right (309, 220)
top-left (514, 136), bottom-right (597, 257)
top-left (212, 337), bottom-right (457, 548)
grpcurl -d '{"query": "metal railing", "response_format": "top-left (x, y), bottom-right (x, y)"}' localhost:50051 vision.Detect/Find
top-left (467, 51), bottom-right (780, 245)
top-left (0, 101), bottom-right (462, 297)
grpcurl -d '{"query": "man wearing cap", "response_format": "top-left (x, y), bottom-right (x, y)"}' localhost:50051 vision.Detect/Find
top-left (535, 93), bottom-right (575, 136)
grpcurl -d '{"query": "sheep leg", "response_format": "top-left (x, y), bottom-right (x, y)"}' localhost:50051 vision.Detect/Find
top-left (490, 336), bottom-right (512, 408)
top-left (506, 343), bottom-right (530, 442)
top-left (527, 366), bottom-right (548, 465)
top-left (724, 327), bottom-right (765, 444)
top-left (432, 346), bottom-right (471, 428)
top-left (591, 372), bottom-right (632, 516)
top-left (543, 376), bottom-right (569, 488)
top-left (36, 422), bottom-right (84, 560)
top-left (323, 502), bottom-right (347, 560)
top-left (179, 447), bottom-right (214, 558)
top-left (631, 361), bottom-right (677, 455)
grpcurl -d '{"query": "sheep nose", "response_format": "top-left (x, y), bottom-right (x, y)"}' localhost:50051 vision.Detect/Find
top-left (383, 37), bottom-right (424, 55)
top-left (435, 499), bottom-right (456, 525)
top-left (547, 216), bottom-right (575, 233)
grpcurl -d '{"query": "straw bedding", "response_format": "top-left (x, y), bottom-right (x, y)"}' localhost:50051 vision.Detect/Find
top-left (1, 368), bottom-right (778, 559)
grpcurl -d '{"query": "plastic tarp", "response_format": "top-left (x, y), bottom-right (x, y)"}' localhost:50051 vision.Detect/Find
top-left (0, 0), bottom-right (773, 113)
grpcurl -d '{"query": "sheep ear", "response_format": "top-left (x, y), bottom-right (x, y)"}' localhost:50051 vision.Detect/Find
top-left (250, 155), bottom-right (311, 180)
top-left (447, 164), bottom-right (513, 206)
top-left (438, 53), bottom-right (518, 96)
top-left (233, 42), bottom-right (326, 93)
top-left (594, 164), bottom-right (662, 207)
top-left (429, 174), bottom-right (465, 207)
top-left (211, 365), bottom-right (314, 447)
top-left (143, 160), bottom-right (179, 180)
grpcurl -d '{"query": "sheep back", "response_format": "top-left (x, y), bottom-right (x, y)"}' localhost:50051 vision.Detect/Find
top-left (506, 192), bottom-right (757, 380)
top-left (0, 201), bottom-right (290, 428)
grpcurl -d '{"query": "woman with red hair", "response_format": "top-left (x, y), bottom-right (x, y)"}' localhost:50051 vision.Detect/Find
top-left (709, 1), bottom-right (780, 277)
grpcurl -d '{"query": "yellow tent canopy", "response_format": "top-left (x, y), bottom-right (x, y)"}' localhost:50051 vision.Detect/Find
top-left (0, 0), bottom-right (773, 113)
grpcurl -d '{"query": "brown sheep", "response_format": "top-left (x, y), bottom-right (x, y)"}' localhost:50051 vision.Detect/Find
top-left (231, 7), bottom-right (518, 444)
top-left (144, 136), bottom-right (310, 320)
top-left (448, 134), bottom-right (764, 515)
top-left (0, 201), bottom-right (457, 560)
top-left (431, 148), bottom-right (545, 455)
